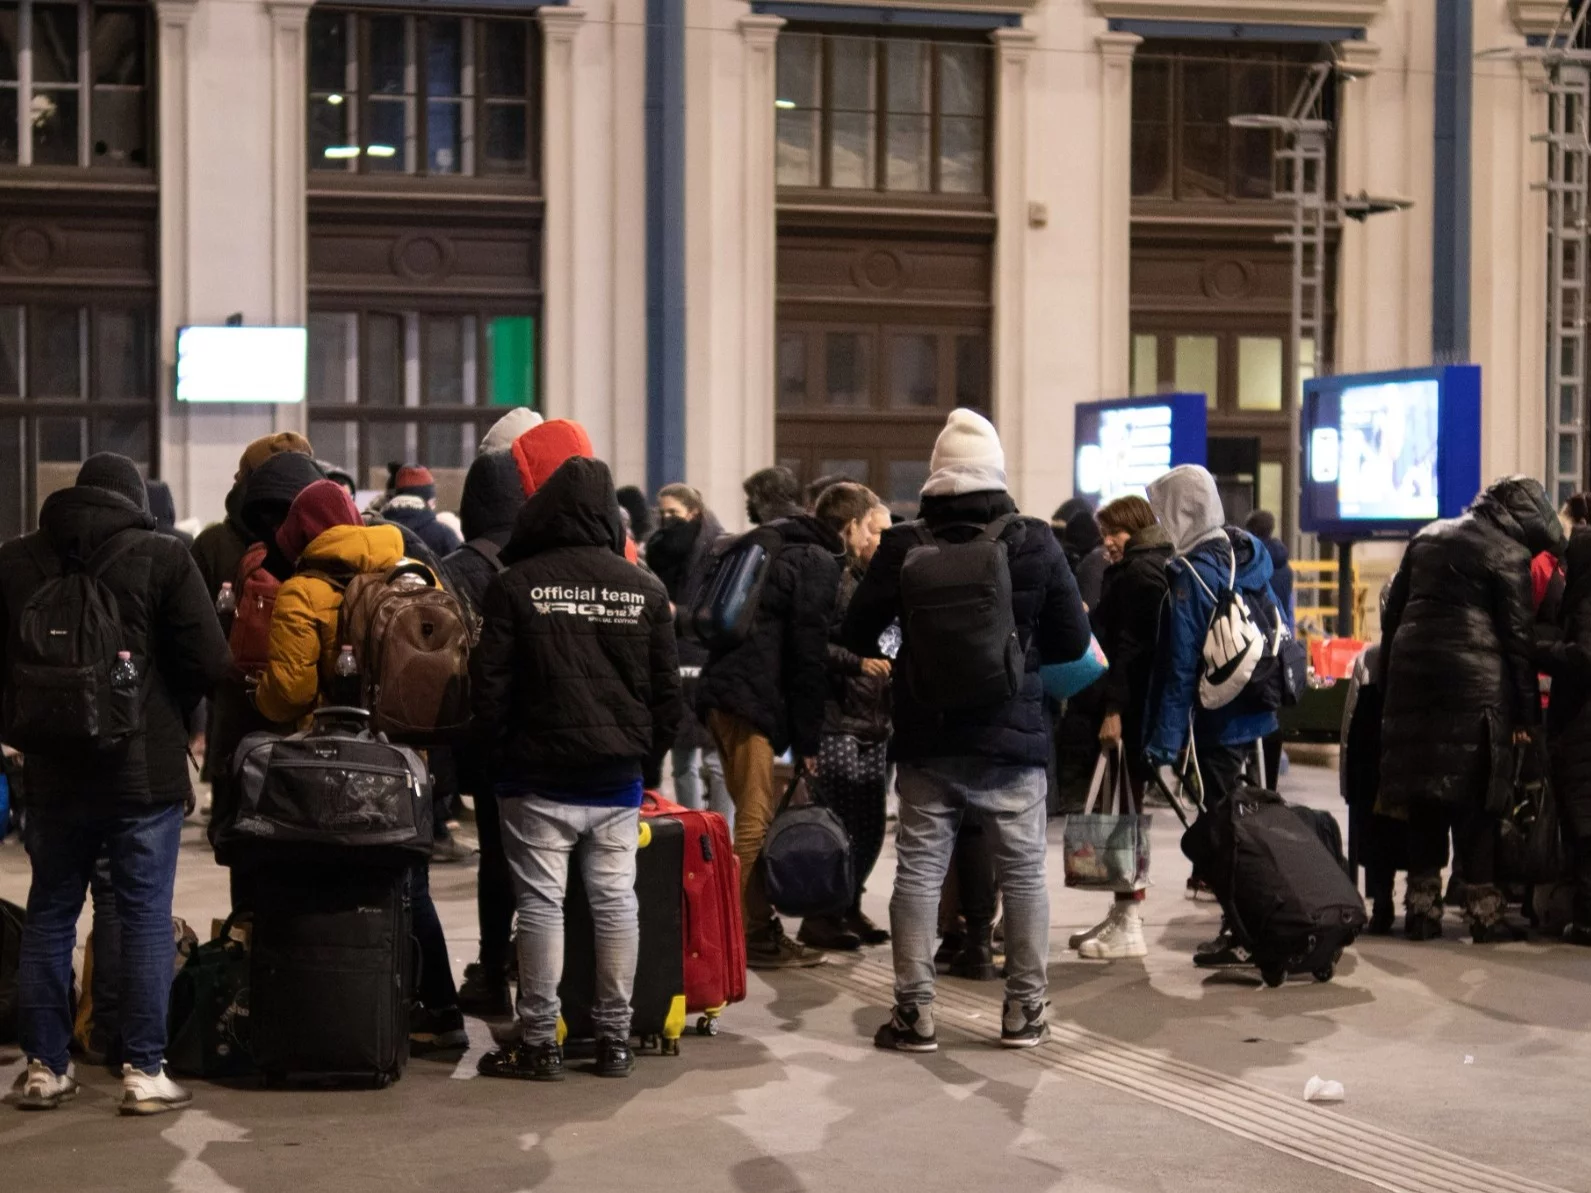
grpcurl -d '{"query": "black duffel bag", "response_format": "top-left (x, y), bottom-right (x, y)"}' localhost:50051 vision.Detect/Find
top-left (1497, 742), bottom-right (1570, 886)
top-left (219, 707), bottom-right (432, 865)
top-left (761, 770), bottom-right (854, 917)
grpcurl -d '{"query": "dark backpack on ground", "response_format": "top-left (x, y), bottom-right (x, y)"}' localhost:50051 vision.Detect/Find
top-left (167, 915), bottom-right (255, 1079)
top-left (761, 773), bottom-right (854, 917)
top-left (897, 514), bottom-right (1023, 711)
top-left (1182, 785), bottom-right (1366, 987)
top-left (686, 525), bottom-right (785, 651)
top-left (0, 897), bottom-right (22, 1043)
top-left (3, 530), bottom-right (145, 754)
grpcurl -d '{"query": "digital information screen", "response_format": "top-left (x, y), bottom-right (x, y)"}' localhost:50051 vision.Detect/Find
top-left (176, 326), bottom-right (308, 404)
top-left (1074, 393), bottom-right (1207, 505)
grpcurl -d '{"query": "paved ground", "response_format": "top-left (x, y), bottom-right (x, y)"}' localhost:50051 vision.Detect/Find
top-left (2, 762), bottom-right (1588, 1193)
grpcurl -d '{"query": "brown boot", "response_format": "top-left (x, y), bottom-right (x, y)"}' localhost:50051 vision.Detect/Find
top-left (1465, 883), bottom-right (1523, 943)
top-left (1404, 873), bottom-right (1443, 941)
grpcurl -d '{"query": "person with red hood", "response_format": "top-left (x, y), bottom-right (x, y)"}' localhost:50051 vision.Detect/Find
top-left (251, 479), bottom-right (467, 1050)
top-left (511, 419), bottom-right (639, 563)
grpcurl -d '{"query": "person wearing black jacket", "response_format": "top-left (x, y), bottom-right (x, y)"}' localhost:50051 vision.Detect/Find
top-left (1381, 476), bottom-right (1564, 942)
top-left (471, 456), bottom-right (682, 1082)
top-left (441, 449), bottom-right (525, 1016)
top-left (1538, 527), bottom-right (1591, 946)
top-left (1068, 495), bottom-right (1172, 961)
top-left (843, 410), bottom-right (1091, 1053)
top-left (0, 454), bottom-right (230, 1114)
top-left (698, 465), bottom-right (844, 970)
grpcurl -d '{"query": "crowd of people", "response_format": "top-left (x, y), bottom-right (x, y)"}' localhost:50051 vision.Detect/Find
top-left (2, 400), bottom-right (1586, 1117)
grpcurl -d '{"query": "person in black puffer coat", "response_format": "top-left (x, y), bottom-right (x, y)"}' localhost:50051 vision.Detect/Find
top-left (1380, 475), bottom-right (1565, 943)
top-left (1538, 527), bottom-right (1591, 946)
top-left (443, 452), bottom-right (525, 615)
top-left (645, 483), bottom-right (731, 820)
top-left (698, 465), bottom-right (843, 970)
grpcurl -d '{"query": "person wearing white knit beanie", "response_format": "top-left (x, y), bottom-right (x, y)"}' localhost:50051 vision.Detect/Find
top-left (921, 408), bottom-right (1008, 497)
top-left (478, 407), bottom-right (544, 455)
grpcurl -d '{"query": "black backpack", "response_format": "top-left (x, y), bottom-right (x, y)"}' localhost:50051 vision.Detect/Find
top-left (898, 514), bottom-right (1023, 711)
top-left (685, 524), bottom-right (785, 651)
top-left (2, 530), bottom-right (146, 754)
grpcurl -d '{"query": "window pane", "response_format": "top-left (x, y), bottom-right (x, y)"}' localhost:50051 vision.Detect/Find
top-left (1131, 334), bottom-right (1158, 397)
top-left (32, 90), bottom-right (79, 165)
top-left (777, 332), bottom-right (807, 410)
top-left (0, 90), bottom-right (15, 163)
top-left (938, 116), bottom-right (983, 194)
top-left (91, 89), bottom-right (148, 167)
top-left (1231, 60), bottom-right (1276, 120)
top-left (427, 100), bottom-right (462, 173)
top-left (368, 16), bottom-right (409, 95)
top-left (483, 103), bottom-right (527, 172)
top-left (818, 458), bottom-right (868, 484)
top-left (423, 423), bottom-right (471, 470)
top-left (0, 416), bottom-right (20, 540)
top-left (310, 96), bottom-right (353, 169)
top-left (886, 115), bottom-right (929, 191)
top-left (1237, 336), bottom-right (1283, 411)
top-left (368, 422), bottom-right (417, 482)
top-left (93, 414), bottom-right (148, 464)
top-left (423, 316), bottom-right (466, 406)
top-left (308, 418), bottom-right (359, 478)
top-left (309, 312), bottom-right (356, 404)
top-left (487, 316), bottom-right (535, 408)
top-left (1258, 461), bottom-right (1284, 531)
top-left (427, 18), bottom-right (463, 97)
top-left (0, 307), bottom-right (19, 394)
top-left (1131, 120), bottom-right (1172, 198)
top-left (825, 332), bottom-right (871, 407)
top-left (1134, 58), bottom-right (1170, 120)
top-left (777, 109), bottom-right (819, 187)
top-left (1173, 335), bottom-right (1219, 408)
top-left (366, 98), bottom-right (409, 171)
top-left (92, 7), bottom-right (145, 86)
top-left (308, 11), bottom-right (347, 93)
top-left (31, 307), bottom-right (83, 400)
top-left (776, 34), bottom-right (819, 108)
top-left (887, 459), bottom-right (929, 514)
top-left (483, 21), bottom-right (527, 97)
top-left (32, 4), bottom-right (79, 83)
top-left (38, 416), bottom-right (86, 462)
top-left (1179, 123), bottom-right (1226, 199)
top-left (0, 8), bottom-right (16, 80)
top-left (889, 334), bottom-right (937, 408)
top-left (1299, 336), bottom-right (1316, 404)
top-left (1182, 59), bottom-right (1228, 123)
top-left (94, 308), bottom-right (150, 400)
top-left (831, 38), bottom-right (875, 112)
top-left (829, 111), bottom-right (874, 189)
top-left (1232, 128), bottom-right (1274, 200)
top-left (955, 334), bottom-right (988, 411)
top-left (366, 314), bottom-right (403, 406)
top-left (886, 41), bottom-right (929, 114)
top-left (938, 45), bottom-right (985, 118)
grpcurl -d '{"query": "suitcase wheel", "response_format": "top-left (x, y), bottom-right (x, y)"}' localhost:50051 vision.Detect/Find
top-left (1260, 965), bottom-right (1286, 989)
top-left (696, 1015), bottom-right (720, 1037)
top-left (1312, 964), bottom-right (1334, 983)
top-left (372, 1071), bottom-right (397, 1089)
top-left (661, 1037), bottom-right (681, 1058)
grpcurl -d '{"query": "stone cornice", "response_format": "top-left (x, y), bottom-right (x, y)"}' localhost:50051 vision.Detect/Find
top-left (1511, 0), bottom-right (1572, 40)
top-left (1092, 0), bottom-right (1384, 27)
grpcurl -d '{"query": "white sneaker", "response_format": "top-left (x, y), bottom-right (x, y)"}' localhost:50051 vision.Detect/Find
top-left (1079, 903), bottom-right (1148, 960)
top-left (10, 1060), bottom-right (79, 1111)
top-left (120, 1063), bottom-right (193, 1116)
top-left (1068, 903), bottom-right (1122, 951)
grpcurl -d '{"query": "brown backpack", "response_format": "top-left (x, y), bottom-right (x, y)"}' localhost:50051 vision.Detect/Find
top-left (333, 561), bottom-right (472, 744)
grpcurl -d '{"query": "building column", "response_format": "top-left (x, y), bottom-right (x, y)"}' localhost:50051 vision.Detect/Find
top-left (267, 0), bottom-right (313, 437)
top-left (740, 13), bottom-right (783, 479)
top-left (155, 0), bottom-right (198, 511)
top-left (539, 5), bottom-right (587, 424)
top-left (991, 28), bottom-right (1036, 498)
top-left (1095, 31), bottom-right (1139, 406)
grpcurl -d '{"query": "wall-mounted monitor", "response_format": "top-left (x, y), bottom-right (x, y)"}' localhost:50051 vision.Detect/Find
top-left (176, 326), bottom-right (308, 404)
top-left (1073, 392), bottom-right (1208, 505)
top-left (1301, 364), bottom-right (1481, 539)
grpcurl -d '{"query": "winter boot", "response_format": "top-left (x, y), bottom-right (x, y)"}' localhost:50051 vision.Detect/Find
top-left (1079, 901), bottom-right (1147, 960)
top-left (949, 920), bottom-right (998, 981)
top-left (1069, 903), bottom-right (1118, 951)
top-left (1465, 883), bottom-right (1523, 943)
top-left (1404, 873), bottom-right (1444, 941)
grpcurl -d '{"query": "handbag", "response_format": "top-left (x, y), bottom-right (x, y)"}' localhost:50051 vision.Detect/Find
top-left (1497, 742), bottom-right (1569, 885)
top-left (1040, 635), bottom-right (1109, 702)
top-left (1063, 746), bottom-right (1151, 892)
top-left (761, 769), bottom-right (855, 917)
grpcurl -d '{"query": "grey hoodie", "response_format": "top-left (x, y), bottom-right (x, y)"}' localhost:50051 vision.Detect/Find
top-left (1146, 465), bottom-right (1228, 558)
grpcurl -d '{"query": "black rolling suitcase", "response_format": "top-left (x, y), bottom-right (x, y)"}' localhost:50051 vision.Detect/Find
top-left (1182, 786), bottom-right (1367, 987)
top-left (249, 866), bottom-right (413, 1086)
top-left (559, 815), bottom-right (687, 1055)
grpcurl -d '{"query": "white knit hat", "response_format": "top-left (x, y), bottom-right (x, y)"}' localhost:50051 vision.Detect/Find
top-left (478, 407), bottom-right (544, 455)
top-left (921, 408), bottom-right (1007, 497)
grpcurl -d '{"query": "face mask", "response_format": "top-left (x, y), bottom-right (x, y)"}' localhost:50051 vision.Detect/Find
top-left (659, 512), bottom-right (686, 528)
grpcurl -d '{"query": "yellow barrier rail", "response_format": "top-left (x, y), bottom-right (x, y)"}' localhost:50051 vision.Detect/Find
top-left (1292, 559), bottom-right (1366, 639)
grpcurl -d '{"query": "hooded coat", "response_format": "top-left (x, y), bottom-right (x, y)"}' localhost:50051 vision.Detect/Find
top-left (145, 480), bottom-right (192, 547)
top-left (442, 451), bottom-right (526, 615)
top-left (470, 457), bottom-right (683, 791)
top-left (842, 489), bottom-right (1091, 768)
top-left (1143, 466), bottom-right (1281, 765)
top-left (1091, 524), bottom-right (1173, 776)
top-left (1380, 476), bottom-right (1563, 812)
top-left (191, 483), bottom-right (252, 600)
top-left (646, 507), bottom-right (727, 753)
top-left (0, 478), bottom-right (231, 811)
top-left (1544, 528), bottom-right (1591, 840)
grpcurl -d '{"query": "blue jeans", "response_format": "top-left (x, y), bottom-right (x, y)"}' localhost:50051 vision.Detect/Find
top-left (891, 761), bottom-right (1050, 1010)
top-left (19, 803), bottom-right (183, 1075)
top-left (497, 795), bottom-right (639, 1045)
top-left (672, 747), bottom-right (735, 831)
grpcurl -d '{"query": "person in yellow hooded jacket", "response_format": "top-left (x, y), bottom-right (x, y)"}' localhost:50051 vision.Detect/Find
top-left (251, 479), bottom-right (467, 1049)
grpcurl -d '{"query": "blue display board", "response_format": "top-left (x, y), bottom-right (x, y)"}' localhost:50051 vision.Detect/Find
top-left (1301, 364), bottom-right (1482, 539)
top-left (1073, 392), bottom-right (1208, 505)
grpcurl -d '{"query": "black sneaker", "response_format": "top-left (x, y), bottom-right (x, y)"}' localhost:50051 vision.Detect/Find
top-left (845, 909), bottom-right (890, 947)
top-left (478, 1039), bottom-right (564, 1082)
top-left (797, 916), bottom-right (862, 953)
top-left (457, 962), bottom-right (512, 1018)
top-left (1564, 923), bottom-right (1591, 947)
top-left (1367, 900), bottom-right (1396, 936)
top-left (747, 922), bottom-right (826, 970)
top-left (1192, 931), bottom-right (1253, 969)
top-left (410, 1005), bottom-right (469, 1051)
top-left (999, 1000), bottom-right (1051, 1049)
top-left (593, 1037), bottom-right (635, 1078)
top-left (874, 1005), bottom-right (938, 1053)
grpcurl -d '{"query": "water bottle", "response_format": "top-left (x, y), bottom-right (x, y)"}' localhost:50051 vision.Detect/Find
top-left (215, 581), bottom-right (235, 616)
top-left (331, 645), bottom-right (361, 708)
top-left (110, 651), bottom-right (139, 694)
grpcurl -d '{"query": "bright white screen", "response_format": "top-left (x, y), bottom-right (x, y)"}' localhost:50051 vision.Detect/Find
top-left (176, 326), bottom-right (308, 403)
top-left (1335, 379), bottom-right (1440, 520)
top-left (1077, 404), bottom-right (1174, 501)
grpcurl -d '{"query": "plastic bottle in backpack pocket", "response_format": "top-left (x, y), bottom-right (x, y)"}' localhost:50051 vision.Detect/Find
top-left (110, 651), bottom-right (139, 693)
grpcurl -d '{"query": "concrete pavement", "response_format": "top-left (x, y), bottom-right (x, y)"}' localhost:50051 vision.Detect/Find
top-left (1, 762), bottom-right (1587, 1193)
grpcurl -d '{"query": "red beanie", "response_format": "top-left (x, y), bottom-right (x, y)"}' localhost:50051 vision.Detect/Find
top-left (394, 465), bottom-right (434, 491)
top-left (276, 479), bottom-right (362, 562)
top-left (512, 419), bottom-right (594, 496)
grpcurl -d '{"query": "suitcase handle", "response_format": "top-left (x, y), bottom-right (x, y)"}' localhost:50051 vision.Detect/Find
top-left (309, 706), bottom-right (371, 735)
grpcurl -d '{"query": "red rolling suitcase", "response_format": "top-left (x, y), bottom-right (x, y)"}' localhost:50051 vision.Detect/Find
top-left (641, 793), bottom-right (746, 1035)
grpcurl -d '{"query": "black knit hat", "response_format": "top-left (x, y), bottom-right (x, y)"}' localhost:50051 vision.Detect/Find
top-left (77, 452), bottom-right (149, 511)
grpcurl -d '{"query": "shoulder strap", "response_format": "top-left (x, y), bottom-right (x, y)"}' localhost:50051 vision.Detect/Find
top-left (85, 528), bottom-right (147, 579)
top-left (465, 538), bottom-right (506, 574)
top-left (977, 513), bottom-right (1018, 544)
